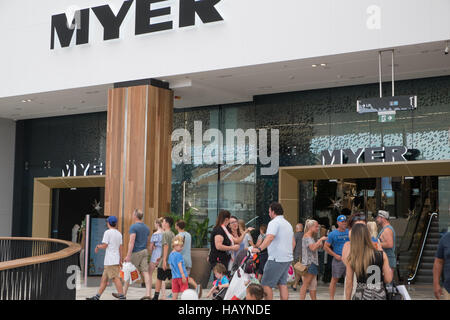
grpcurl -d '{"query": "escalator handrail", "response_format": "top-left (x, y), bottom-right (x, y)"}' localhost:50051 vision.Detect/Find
top-left (407, 212), bottom-right (438, 283)
top-left (398, 204), bottom-right (426, 254)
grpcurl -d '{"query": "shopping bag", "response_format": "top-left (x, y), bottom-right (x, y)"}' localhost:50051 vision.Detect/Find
top-left (396, 285), bottom-right (411, 300)
top-left (286, 265), bottom-right (296, 284)
top-left (224, 268), bottom-right (250, 300)
top-left (120, 262), bottom-right (141, 284)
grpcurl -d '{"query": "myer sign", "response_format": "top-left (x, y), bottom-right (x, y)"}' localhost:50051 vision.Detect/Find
top-left (51, 0), bottom-right (224, 49)
top-left (321, 146), bottom-right (408, 165)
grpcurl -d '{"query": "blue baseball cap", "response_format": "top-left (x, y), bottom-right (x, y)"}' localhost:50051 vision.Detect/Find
top-left (107, 216), bottom-right (118, 226)
top-left (337, 215), bottom-right (347, 222)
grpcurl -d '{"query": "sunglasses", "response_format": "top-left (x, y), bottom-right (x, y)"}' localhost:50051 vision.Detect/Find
top-left (351, 215), bottom-right (366, 222)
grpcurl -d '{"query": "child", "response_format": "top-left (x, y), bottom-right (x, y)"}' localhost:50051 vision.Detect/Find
top-left (168, 235), bottom-right (189, 300)
top-left (255, 224), bottom-right (268, 281)
top-left (206, 263), bottom-right (229, 298)
top-left (86, 216), bottom-right (126, 300)
top-left (246, 283), bottom-right (266, 300)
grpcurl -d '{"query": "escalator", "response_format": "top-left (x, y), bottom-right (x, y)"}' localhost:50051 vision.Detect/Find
top-left (397, 211), bottom-right (440, 284)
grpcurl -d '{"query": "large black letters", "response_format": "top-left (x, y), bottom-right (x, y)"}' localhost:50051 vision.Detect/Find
top-left (179, 0), bottom-right (223, 27)
top-left (50, 9), bottom-right (90, 49)
top-left (92, 0), bottom-right (133, 40)
top-left (51, 0), bottom-right (224, 49)
top-left (135, 0), bottom-right (173, 35)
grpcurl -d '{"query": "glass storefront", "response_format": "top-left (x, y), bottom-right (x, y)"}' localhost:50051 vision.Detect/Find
top-left (171, 76), bottom-right (450, 229)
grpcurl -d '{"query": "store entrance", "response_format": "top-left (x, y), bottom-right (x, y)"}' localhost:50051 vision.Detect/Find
top-left (51, 187), bottom-right (104, 242)
top-left (299, 176), bottom-right (438, 232)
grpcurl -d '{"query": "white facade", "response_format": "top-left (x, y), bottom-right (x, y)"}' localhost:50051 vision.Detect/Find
top-left (1, 0), bottom-right (449, 98)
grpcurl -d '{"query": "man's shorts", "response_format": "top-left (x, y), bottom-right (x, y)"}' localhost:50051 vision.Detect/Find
top-left (131, 249), bottom-right (149, 273)
top-left (261, 260), bottom-right (291, 288)
top-left (172, 278), bottom-right (189, 293)
top-left (103, 265), bottom-right (120, 280)
top-left (332, 258), bottom-right (346, 279)
top-left (157, 267), bottom-right (172, 281)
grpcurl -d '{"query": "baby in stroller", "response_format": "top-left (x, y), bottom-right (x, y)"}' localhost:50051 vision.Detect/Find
top-left (206, 263), bottom-right (230, 299)
top-left (208, 247), bottom-right (260, 300)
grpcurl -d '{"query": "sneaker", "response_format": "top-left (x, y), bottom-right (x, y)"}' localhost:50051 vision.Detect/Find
top-left (196, 285), bottom-right (203, 299)
top-left (112, 293), bottom-right (127, 300)
top-left (167, 293), bottom-right (173, 299)
top-left (86, 295), bottom-right (100, 300)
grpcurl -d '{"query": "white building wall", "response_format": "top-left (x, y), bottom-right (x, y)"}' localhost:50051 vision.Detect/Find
top-left (0, 0), bottom-right (449, 98)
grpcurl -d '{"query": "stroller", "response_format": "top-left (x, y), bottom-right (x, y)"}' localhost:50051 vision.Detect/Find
top-left (212, 247), bottom-right (259, 300)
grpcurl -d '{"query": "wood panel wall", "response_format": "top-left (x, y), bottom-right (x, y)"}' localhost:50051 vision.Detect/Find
top-left (104, 85), bottom-right (173, 249)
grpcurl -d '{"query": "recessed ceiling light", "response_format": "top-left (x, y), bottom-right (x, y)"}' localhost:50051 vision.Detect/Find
top-left (320, 63), bottom-right (327, 67)
top-left (312, 64), bottom-right (318, 68)
top-left (21, 99), bottom-right (32, 103)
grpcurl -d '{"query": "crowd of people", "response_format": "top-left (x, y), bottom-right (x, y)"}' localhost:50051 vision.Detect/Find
top-left (86, 203), bottom-right (450, 301)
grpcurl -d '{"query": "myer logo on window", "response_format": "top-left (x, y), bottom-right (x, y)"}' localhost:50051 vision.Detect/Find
top-left (51, 0), bottom-right (224, 50)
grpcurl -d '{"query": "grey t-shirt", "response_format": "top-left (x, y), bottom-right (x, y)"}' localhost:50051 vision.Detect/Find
top-left (302, 236), bottom-right (318, 266)
top-left (294, 232), bottom-right (304, 261)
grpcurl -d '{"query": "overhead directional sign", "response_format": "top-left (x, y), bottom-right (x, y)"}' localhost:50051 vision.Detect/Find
top-left (378, 111), bottom-right (396, 123)
top-left (357, 95), bottom-right (417, 114)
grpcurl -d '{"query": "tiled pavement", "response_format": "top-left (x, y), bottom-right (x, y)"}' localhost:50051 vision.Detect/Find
top-left (76, 279), bottom-right (436, 300)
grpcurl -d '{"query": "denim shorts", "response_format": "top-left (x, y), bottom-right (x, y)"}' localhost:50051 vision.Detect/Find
top-left (307, 263), bottom-right (319, 275)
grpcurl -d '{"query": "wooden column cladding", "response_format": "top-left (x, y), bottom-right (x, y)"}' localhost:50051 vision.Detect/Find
top-left (105, 85), bottom-right (173, 248)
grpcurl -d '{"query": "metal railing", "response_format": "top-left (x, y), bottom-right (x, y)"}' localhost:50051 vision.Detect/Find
top-left (0, 237), bottom-right (81, 300)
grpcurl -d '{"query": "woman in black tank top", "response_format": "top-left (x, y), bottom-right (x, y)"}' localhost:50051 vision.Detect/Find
top-left (345, 224), bottom-right (393, 300)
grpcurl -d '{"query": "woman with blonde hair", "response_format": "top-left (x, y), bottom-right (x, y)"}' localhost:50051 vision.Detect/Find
top-left (239, 219), bottom-right (255, 249)
top-left (149, 218), bottom-right (165, 299)
top-left (345, 223), bottom-right (392, 300)
top-left (299, 219), bottom-right (328, 300)
top-left (367, 221), bottom-right (382, 250)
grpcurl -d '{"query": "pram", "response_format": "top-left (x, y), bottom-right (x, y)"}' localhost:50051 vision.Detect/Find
top-left (212, 247), bottom-right (259, 300)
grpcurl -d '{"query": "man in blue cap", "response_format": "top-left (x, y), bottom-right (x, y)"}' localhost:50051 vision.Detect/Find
top-left (324, 214), bottom-right (349, 300)
top-left (86, 216), bottom-right (126, 300)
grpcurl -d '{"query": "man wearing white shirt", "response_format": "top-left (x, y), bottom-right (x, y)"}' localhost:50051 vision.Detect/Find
top-left (252, 202), bottom-right (294, 300)
top-left (86, 216), bottom-right (125, 300)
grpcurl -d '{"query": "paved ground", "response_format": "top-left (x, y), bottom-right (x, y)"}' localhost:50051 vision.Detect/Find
top-left (76, 278), bottom-right (435, 300)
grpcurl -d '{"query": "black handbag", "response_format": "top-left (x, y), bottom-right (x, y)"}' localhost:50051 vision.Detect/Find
top-left (385, 282), bottom-right (404, 300)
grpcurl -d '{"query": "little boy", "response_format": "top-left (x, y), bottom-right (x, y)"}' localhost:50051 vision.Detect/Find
top-left (246, 283), bottom-right (265, 300)
top-left (168, 235), bottom-right (189, 300)
top-left (86, 216), bottom-right (126, 300)
top-left (206, 263), bottom-right (229, 298)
